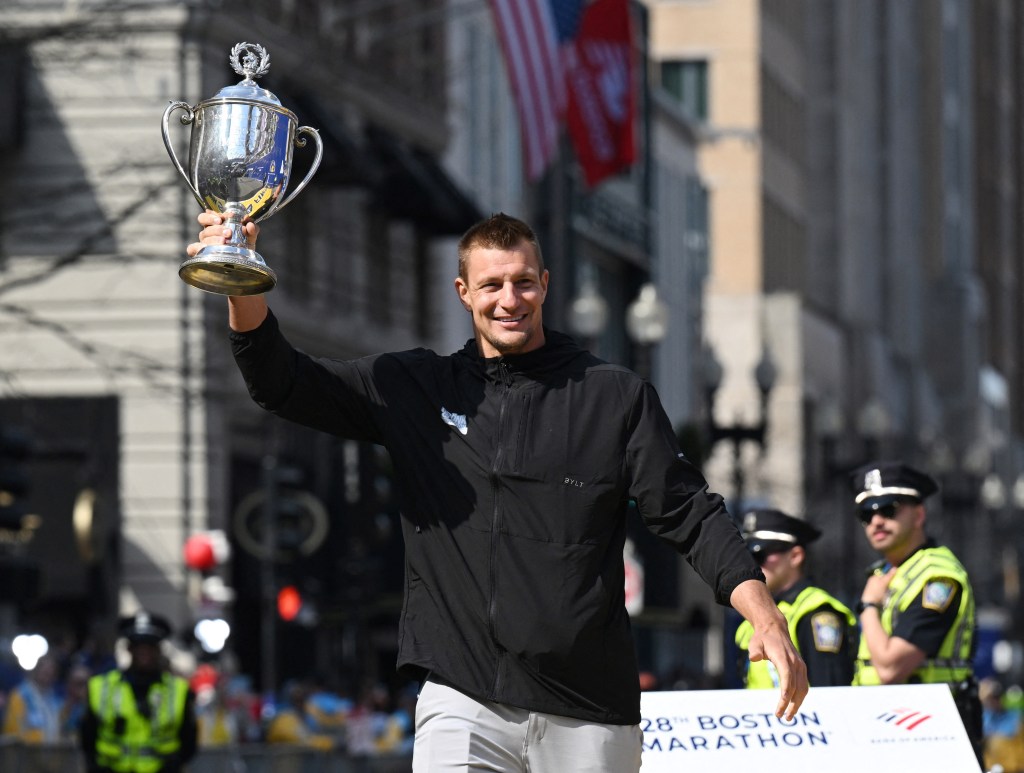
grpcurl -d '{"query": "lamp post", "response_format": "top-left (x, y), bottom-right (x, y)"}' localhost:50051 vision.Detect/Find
top-left (625, 283), bottom-right (669, 379)
top-left (568, 276), bottom-right (609, 346)
top-left (981, 472), bottom-right (1007, 605)
top-left (567, 273), bottom-right (669, 371)
top-left (854, 396), bottom-right (891, 462)
top-left (701, 342), bottom-right (776, 517)
top-left (812, 395), bottom-right (894, 599)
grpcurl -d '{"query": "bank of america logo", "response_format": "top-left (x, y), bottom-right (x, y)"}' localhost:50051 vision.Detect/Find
top-left (441, 407), bottom-right (468, 435)
top-left (876, 707), bottom-right (932, 730)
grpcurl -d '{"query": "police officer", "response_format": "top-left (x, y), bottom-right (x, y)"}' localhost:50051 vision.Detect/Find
top-left (735, 508), bottom-right (856, 688)
top-left (851, 461), bottom-right (982, 764)
top-left (80, 612), bottom-right (197, 773)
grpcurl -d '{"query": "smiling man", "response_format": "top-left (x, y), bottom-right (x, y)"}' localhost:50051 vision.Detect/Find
top-left (851, 460), bottom-right (982, 764)
top-left (454, 230), bottom-right (549, 357)
top-left (189, 211), bottom-right (807, 773)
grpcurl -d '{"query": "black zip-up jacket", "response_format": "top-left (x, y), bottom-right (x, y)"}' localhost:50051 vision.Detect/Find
top-left (231, 311), bottom-right (762, 724)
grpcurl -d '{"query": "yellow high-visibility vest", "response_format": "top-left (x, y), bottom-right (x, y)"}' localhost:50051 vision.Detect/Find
top-left (736, 585), bottom-right (855, 689)
top-left (853, 545), bottom-right (974, 686)
top-left (87, 670), bottom-right (189, 773)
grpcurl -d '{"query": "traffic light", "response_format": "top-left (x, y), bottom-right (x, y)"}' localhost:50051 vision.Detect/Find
top-left (277, 585), bottom-right (302, 622)
top-left (0, 426), bottom-right (32, 532)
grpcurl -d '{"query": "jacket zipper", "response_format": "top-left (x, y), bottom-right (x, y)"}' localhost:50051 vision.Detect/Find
top-left (488, 360), bottom-right (514, 696)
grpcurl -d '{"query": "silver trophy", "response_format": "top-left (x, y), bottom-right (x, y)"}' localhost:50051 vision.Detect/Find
top-left (162, 42), bottom-right (323, 295)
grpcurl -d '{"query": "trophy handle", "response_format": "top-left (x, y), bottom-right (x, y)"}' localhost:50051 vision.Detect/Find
top-left (267, 126), bottom-right (323, 219)
top-left (161, 101), bottom-right (205, 209)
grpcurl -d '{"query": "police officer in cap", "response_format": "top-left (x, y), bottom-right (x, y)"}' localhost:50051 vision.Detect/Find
top-left (735, 508), bottom-right (856, 688)
top-left (80, 611), bottom-right (197, 773)
top-left (851, 461), bottom-right (981, 765)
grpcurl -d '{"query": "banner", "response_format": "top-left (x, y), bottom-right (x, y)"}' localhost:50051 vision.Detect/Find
top-left (564, 0), bottom-right (636, 187)
top-left (640, 684), bottom-right (982, 772)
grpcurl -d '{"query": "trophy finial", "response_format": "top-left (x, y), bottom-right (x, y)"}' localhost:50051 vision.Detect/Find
top-left (229, 42), bottom-right (271, 82)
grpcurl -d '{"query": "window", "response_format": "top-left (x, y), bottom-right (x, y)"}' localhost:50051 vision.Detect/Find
top-left (660, 60), bottom-right (708, 121)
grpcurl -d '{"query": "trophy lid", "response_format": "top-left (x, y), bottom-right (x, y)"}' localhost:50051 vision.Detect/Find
top-left (213, 42), bottom-right (282, 105)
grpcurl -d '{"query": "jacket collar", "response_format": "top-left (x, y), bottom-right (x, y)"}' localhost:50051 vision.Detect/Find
top-left (456, 328), bottom-right (588, 381)
top-left (775, 578), bottom-right (811, 605)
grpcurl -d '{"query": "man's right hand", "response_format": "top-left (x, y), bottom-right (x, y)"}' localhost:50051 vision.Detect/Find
top-left (188, 210), bottom-right (268, 332)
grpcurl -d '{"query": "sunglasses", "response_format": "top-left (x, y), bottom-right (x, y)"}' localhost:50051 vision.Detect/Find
top-left (751, 547), bottom-right (791, 566)
top-left (857, 502), bottom-right (904, 525)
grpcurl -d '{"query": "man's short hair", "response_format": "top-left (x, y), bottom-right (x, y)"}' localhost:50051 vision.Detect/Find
top-left (457, 213), bottom-right (545, 280)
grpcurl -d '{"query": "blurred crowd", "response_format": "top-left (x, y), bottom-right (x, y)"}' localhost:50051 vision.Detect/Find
top-left (981, 677), bottom-right (1024, 773)
top-left (6, 635), bottom-right (1024, 769)
top-left (0, 641), bottom-right (417, 757)
top-left (190, 667), bottom-right (417, 756)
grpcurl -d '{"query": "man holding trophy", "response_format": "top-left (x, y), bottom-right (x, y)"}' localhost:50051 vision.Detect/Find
top-left (185, 213), bottom-right (806, 772)
top-left (177, 44), bottom-right (807, 773)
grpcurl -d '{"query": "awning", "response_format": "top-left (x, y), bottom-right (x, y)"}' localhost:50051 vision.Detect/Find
top-left (366, 126), bottom-right (483, 236)
top-left (285, 92), bottom-right (380, 187)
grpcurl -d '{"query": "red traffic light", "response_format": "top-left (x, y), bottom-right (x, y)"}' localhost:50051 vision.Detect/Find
top-left (277, 585), bottom-right (302, 621)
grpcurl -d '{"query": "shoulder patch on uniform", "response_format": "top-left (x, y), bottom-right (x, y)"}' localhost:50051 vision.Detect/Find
top-left (922, 578), bottom-right (957, 612)
top-left (811, 611), bottom-right (844, 653)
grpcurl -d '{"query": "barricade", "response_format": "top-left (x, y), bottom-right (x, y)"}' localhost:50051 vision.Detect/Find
top-left (0, 738), bottom-right (413, 773)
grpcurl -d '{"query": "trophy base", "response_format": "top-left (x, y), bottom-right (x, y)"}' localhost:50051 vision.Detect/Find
top-left (179, 245), bottom-right (277, 296)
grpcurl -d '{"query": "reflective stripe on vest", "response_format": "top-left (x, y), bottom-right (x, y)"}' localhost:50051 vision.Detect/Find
top-left (87, 670), bottom-right (188, 773)
top-left (736, 586), bottom-right (855, 689)
top-left (852, 545), bottom-right (974, 686)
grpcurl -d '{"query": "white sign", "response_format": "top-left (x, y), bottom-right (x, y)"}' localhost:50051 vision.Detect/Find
top-left (640, 684), bottom-right (981, 773)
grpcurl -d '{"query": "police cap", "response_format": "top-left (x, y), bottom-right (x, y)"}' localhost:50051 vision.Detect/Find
top-left (741, 508), bottom-right (821, 560)
top-left (118, 611), bottom-right (172, 644)
top-left (849, 461), bottom-right (938, 513)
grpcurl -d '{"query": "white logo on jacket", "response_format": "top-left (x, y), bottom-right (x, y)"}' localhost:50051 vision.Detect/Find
top-left (441, 407), bottom-right (468, 435)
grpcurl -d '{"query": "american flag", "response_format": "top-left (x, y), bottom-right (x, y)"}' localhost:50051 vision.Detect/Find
top-left (488, 0), bottom-right (585, 180)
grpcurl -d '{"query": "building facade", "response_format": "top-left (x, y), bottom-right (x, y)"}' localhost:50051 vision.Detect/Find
top-left (645, 0), bottom-right (1024, 655)
top-left (0, 0), bottom-right (717, 690)
top-left (0, 0), bottom-right (479, 689)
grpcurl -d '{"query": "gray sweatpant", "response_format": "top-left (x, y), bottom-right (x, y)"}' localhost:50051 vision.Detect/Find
top-left (412, 678), bottom-right (643, 772)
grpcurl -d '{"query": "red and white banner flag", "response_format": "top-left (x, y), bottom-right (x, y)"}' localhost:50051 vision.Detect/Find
top-left (565, 0), bottom-right (636, 187)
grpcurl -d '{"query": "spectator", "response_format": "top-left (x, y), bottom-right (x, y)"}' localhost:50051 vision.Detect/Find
top-left (196, 672), bottom-right (240, 747)
top-left (265, 680), bottom-right (334, 750)
top-left (981, 677), bottom-right (1024, 773)
top-left (2, 653), bottom-right (63, 743)
top-left (60, 663), bottom-right (92, 741)
top-left (305, 679), bottom-right (353, 749)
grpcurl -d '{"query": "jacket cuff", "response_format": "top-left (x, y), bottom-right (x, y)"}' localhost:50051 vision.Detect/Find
top-left (717, 566), bottom-right (767, 607)
top-left (229, 307), bottom-right (279, 354)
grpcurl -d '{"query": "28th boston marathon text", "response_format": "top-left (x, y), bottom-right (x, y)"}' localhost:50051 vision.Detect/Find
top-left (641, 712), bottom-right (827, 752)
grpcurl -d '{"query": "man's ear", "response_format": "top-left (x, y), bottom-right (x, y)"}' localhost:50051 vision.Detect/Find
top-left (454, 276), bottom-right (471, 311)
top-left (912, 503), bottom-right (927, 530)
top-left (791, 545), bottom-right (807, 570)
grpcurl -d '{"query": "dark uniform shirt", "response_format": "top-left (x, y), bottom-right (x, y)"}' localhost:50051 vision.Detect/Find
top-left (783, 580), bottom-right (856, 687)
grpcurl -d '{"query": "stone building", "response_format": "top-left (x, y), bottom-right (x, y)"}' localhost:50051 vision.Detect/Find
top-left (0, 0), bottom-right (718, 688)
top-left (643, 0), bottom-right (1024, 637)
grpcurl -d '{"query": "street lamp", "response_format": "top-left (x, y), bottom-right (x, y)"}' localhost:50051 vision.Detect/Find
top-left (625, 283), bottom-right (669, 345)
top-left (702, 341), bottom-right (776, 515)
top-left (568, 278), bottom-right (609, 341)
top-left (567, 276), bottom-right (669, 376)
top-left (625, 283), bottom-right (669, 379)
top-left (855, 396), bottom-right (891, 461)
